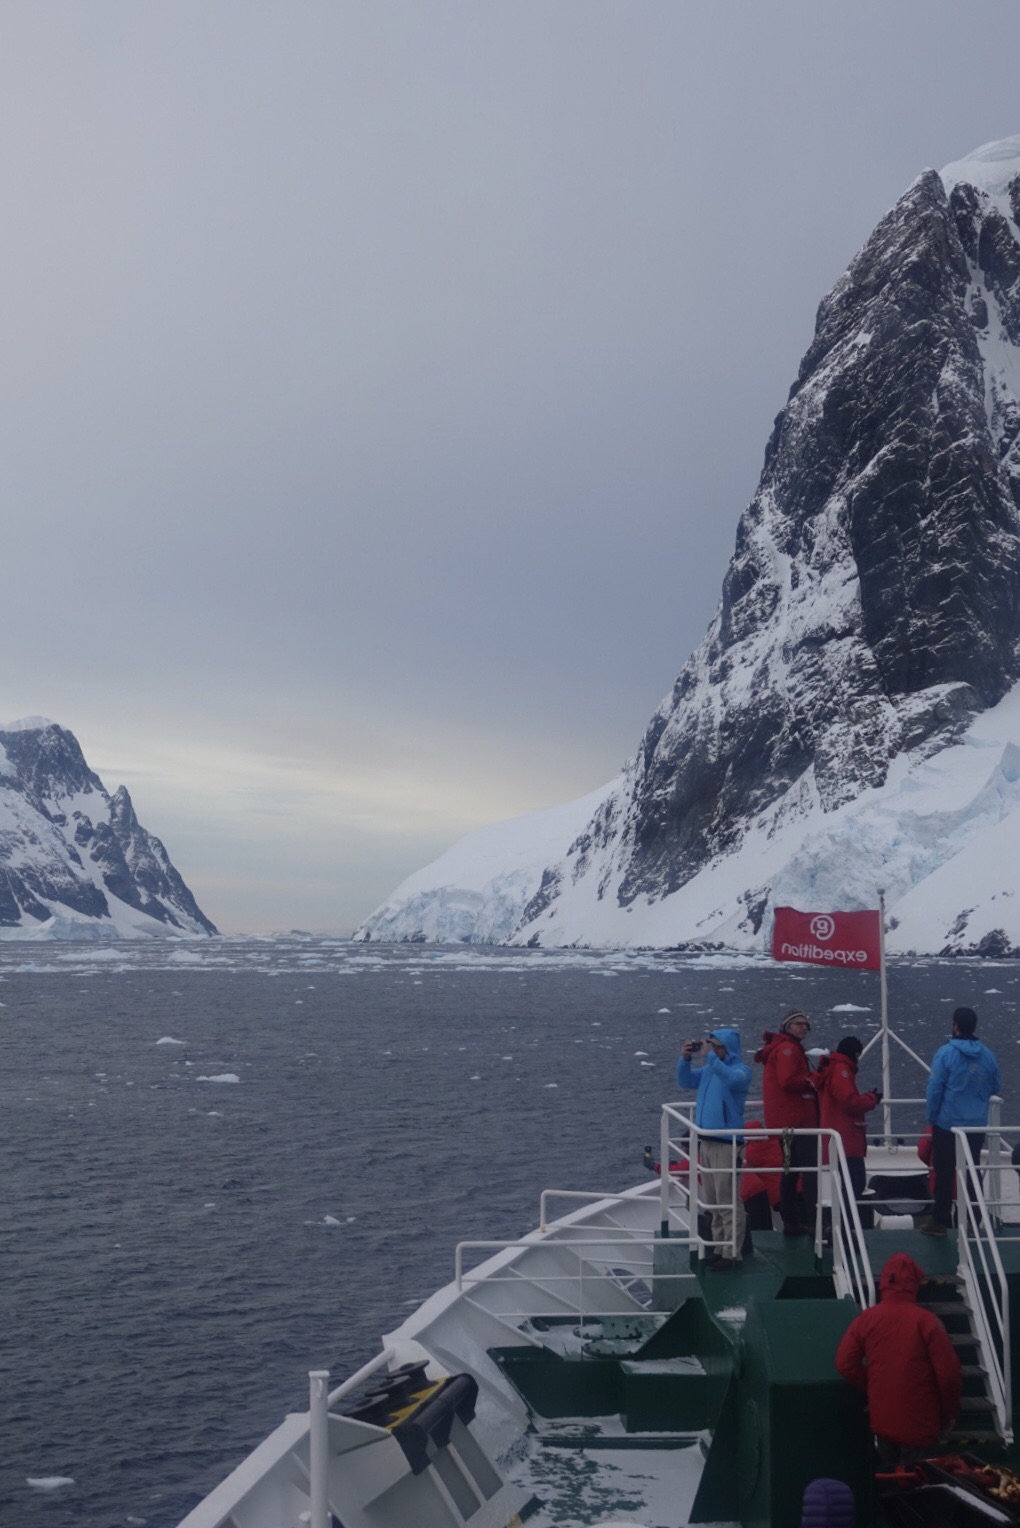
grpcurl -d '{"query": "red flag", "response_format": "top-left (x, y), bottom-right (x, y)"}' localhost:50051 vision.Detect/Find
top-left (771, 905), bottom-right (881, 972)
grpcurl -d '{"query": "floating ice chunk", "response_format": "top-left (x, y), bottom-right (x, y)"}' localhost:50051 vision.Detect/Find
top-left (197, 1074), bottom-right (240, 1084)
top-left (545, 1082), bottom-right (559, 1088)
top-left (640, 1061), bottom-right (656, 1067)
top-left (985, 988), bottom-right (1003, 994)
top-left (634, 1051), bottom-right (649, 1057)
top-left (322, 1215), bottom-right (341, 1227)
top-left (156, 1037), bottom-right (186, 1046)
top-left (501, 1055), bottom-right (513, 1060)
top-left (207, 1111), bottom-right (222, 1117)
top-left (168, 950), bottom-right (205, 964)
top-left (831, 1003), bottom-right (871, 1013)
top-left (657, 1007), bottom-right (671, 1013)
top-left (470, 1074), bottom-right (482, 1080)
top-left (27, 1477), bottom-right (74, 1491)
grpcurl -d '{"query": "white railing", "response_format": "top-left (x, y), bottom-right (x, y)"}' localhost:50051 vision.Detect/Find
top-left (956, 1129), bottom-right (1012, 1442)
top-left (538, 1187), bottom-right (662, 1234)
top-left (827, 1133), bottom-right (876, 1308)
top-left (453, 1233), bottom-right (685, 1328)
top-left (660, 1103), bottom-right (875, 1303)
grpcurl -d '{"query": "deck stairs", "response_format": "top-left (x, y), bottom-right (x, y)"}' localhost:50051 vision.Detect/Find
top-left (916, 1275), bottom-right (1002, 1446)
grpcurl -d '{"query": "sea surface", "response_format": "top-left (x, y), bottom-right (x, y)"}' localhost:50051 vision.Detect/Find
top-left (3, 937), bottom-right (1019, 1528)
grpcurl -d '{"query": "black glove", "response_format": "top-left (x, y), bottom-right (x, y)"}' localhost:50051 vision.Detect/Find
top-left (872, 1089), bottom-right (883, 1103)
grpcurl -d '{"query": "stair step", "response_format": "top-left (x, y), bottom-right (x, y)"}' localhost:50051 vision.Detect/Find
top-left (959, 1396), bottom-right (995, 1412)
top-left (948, 1332), bottom-right (980, 1348)
top-left (961, 1365), bottom-right (989, 1377)
top-left (922, 1301), bottom-right (969, 1315)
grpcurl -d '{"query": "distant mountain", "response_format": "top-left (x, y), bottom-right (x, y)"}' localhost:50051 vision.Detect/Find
top-left (0, 718), bottom-right (216, 938)
top-left (358, 137), bottom-right (1020, 957)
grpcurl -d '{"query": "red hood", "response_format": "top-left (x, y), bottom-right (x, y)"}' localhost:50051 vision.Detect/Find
top-left (879, 1253), bottom-right (924, 1303)
top-left (755, 1031), bottom-right (790, 1064)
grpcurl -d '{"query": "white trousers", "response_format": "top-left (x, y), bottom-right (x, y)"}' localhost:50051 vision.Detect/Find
top-left (700, 1137), bottom-right (746, 1258)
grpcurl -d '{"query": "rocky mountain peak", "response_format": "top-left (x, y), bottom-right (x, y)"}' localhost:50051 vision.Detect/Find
top-left (358, 139), bottom-right (1020, 956)
top-left (0, 720), bottom-right (216, 937)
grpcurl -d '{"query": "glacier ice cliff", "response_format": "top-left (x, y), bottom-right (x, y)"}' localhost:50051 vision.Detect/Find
top-left (358, 138), bottom-right (1020, 957)
top-left (0, 718), bottom-right (216, 938)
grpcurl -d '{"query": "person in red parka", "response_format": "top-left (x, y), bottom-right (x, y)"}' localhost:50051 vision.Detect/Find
top-left (812, 1036), bottom-right (881, 1218)
top-left (741, 1118), bottom-right (783, 1230)
top-left (755, 1009), bottom-right (819, 1234)
top-left (835, 1253), bottom-right (961, 1461)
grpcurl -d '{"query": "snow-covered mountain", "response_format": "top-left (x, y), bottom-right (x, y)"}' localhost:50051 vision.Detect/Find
top-left (358, 138), bottom-right (1020, 956)
top-left (0, 718), bottom-right (216, 938)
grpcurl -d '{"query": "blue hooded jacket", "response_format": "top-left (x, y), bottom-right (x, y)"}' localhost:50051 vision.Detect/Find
top-left (676, 1027), bottom-right (751, 1139)
top-left (926, 1036), bottom-right (1001, 1130)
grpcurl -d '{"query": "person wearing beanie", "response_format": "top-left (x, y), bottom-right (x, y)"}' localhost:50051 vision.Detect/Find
top-left (835, 1252), bottom-right (961, 1460)
top-left (754, 1008), bottom-right (819, 1235)
top-left (921, 1007), bottom-right (1000, 1235)
top-left (811, 1035), bottom-right (881, 1222)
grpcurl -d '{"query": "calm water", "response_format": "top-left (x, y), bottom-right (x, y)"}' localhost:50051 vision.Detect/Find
top-left (2, 938), bottom-right (1019, 1528)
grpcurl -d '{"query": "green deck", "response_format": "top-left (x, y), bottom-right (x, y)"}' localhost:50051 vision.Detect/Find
top-left (491, 1228), bottom-right (1020, 1526)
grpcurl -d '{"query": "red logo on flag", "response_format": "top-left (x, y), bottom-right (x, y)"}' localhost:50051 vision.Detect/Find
top-left (771, 906), bottom-right (881, 972)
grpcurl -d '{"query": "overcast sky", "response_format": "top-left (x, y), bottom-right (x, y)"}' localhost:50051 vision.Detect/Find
top-left (3, 3), bottom-right (1019, 934)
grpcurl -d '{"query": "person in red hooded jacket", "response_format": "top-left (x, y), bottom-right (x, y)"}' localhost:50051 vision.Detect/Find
top-left (740, 1119), bottom-right (784, 1230)
top-left (835, 1253), bottom-right (961, 1461)
top-left (812, 1036), bottom-right (881, 1217)
top-left (755, 1009), bottom-right (819, 1234)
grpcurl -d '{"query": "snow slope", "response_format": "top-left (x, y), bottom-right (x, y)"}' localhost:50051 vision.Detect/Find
top-left (357, 781), bottom-right (618, 943)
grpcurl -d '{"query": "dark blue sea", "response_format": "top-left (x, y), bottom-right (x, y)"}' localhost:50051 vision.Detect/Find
top-left (3, 938), bottom-right (1019, 1528)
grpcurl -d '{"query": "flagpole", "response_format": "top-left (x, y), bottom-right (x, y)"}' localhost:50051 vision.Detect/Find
top-left (878, 887), bottom-right (892, 1145)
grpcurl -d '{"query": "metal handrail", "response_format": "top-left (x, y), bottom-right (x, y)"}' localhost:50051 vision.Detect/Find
top-left (955, 1130), bottom-right (1012, 1441)
top-left (539, 1187), bottom-right (659, 1233)
top-left (453, 1233), bottom-right (687, 1329)
top-left (661, 1104), bottom-right (875, 1300)
top-left (827, 1133), bottom-right (876, 1307)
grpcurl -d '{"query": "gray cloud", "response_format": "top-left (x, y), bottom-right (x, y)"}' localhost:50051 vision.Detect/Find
top-left (2, 2), bottom-right (1019, 931)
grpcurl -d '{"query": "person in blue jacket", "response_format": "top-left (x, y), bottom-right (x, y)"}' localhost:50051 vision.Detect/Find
top-left (921, 1007), bottom-right (1001, 1236)
top-left (677, 1028), bottom-right (751, 1269)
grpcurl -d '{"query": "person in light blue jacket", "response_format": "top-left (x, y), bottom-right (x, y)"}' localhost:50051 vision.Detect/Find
top-left (677, 1028), bottom-right (751, 1268)
top-left (921, 1007), bottom-right (1001, 1235)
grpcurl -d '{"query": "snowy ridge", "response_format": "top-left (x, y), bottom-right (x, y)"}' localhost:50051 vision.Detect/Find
top-left (0, 719), bottom-right (216, 939)
top-left (359, 139), bottom-right (1020, 956)
top-left (357, 781), bottom-right (618, 943)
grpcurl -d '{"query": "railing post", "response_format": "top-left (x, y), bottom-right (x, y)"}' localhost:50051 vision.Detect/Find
top-left (689, 1123), bottom-right (701, 1261)
top-left (956, 1129), bottom-right (967, 1281)
top-left (988, 1097), bottom-right (1003, 1228)
top-left (659, 1107), bottom-right (671, 1238)
top-left (309, 1369), bottom-right (330, 1528)
top-left (731, 1135), bottom-right (739, 1261)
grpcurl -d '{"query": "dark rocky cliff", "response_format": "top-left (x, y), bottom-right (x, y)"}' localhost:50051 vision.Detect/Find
top-left (518, 157), bottom-right (1020, 934)
top-left (0, 719), bottom-right (217, 935)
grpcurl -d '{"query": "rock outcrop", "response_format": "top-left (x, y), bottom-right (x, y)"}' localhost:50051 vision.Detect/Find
top-left (0, 717), bottom-right (216, 937)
